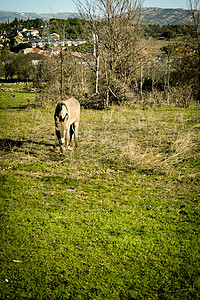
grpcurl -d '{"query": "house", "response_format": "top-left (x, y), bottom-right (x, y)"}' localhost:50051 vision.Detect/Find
top-left (22, 48), bottom-right (41, 54)
top-left (48, 46), bottom-right (61, 55)
top-left (66, 40), bottom-right (72, 47)
top-left (37, 41), bottom-right (45, 48)
top-left (71, 51), bottom-right (84, 59)
top-left (14, 36), bottom-right (24, 44)
top-left (22, 28), bottom-right (39, 37)
top-left (22, 48), bottom-right (52, 58)
top-left (66, 40), bottom-right (87, 47)
top-left (50, 33), bottom-right (60, 40)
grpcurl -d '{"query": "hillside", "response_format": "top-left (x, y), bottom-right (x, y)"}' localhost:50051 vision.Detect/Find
top-left (140, 7), bottom-right (193, 25)
top-left (0, 7), bottom-right (193, 25)
top-left (0, 11), bottom-right (78, 24)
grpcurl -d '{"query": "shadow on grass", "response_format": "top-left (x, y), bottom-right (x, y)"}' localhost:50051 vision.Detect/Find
top-left (0, 138), bottom-right (55, 151)
top-left (0, 103), bottom-right (36, 110)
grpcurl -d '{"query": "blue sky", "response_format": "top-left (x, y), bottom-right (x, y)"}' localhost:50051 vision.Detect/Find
top-left (0, 0), bottom-right (188, 13)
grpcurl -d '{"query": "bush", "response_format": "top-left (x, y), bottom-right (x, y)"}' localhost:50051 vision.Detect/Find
top-left (10, 43), bottom-right (32, 53)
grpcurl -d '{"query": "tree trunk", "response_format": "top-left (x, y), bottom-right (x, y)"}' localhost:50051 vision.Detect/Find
top-left (140, 61), bottom-right (143, 100)
top-left (152, 59), bottom-right (155, 101)
top-left (60, 47), bottom-right (64, 100)
top-left (81, 61), bottom-right (84, 93)
top-left (167, 55), bottom-right (170, 104)
top-left (95, 55), bottom-right (99, 94)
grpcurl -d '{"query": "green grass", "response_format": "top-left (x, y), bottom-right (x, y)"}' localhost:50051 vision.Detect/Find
top-left (0, 85), bottom-right (199, 299)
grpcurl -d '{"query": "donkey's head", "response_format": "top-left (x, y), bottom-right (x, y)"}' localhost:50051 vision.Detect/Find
top-left (54, 103), bottom-right (69, 150)
top-left (55, 103), bottom-right (69, 123)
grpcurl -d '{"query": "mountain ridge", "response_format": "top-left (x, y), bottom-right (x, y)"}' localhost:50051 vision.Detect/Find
top-left (0, 8), bottom-right (193, 26)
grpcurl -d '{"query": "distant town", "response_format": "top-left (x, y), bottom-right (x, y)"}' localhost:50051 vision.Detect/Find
top-left (0, 17), bottom-right (87, 56)
top-left (0, 5), bottom-right (195, 58)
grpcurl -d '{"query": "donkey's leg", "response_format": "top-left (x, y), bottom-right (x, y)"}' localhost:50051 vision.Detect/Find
top-left (74, 121), bottom-right (79, 148)
top-left (65, 127), bottom-right (70, 148)
top-left (65, 126), bottom-right (73, 151)
top-left (70, 124), bottom-right (75, 145)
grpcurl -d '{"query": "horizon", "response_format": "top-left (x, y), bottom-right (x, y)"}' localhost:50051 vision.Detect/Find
top-left (0, 0), bottom-right (188, 14)
top-left (0, 6), bottom-right (190, 13)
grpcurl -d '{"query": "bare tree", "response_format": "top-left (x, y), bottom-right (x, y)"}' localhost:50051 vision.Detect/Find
top-left (161, 45), bottom-right (176, 103)
top-left (75, 0), bottom-right (101, 96)
top-left (93, 32), bottom-right (100, 94)
top-left (75, 0), bottom-right (142, 105)
top-left (99, 0), bottom-right (142, 103)
top-left (188, 0), bottom-right (200, 100)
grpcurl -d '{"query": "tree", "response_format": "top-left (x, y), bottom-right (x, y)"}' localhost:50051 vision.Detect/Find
top-left (14, 53), bottom-right (34, 83)
top-left (162, 29), bottom-right (174, 40)
top-left (161, 45), bottom-right (176, 103)
top-left (188, 0), bottom-right (200, 100)
top-left (180, 0), bottom-right (200, 101)
top-left (2, 53), bottom-right (16, 80)
top-left (10, 42), bottom-right (32, 53)
top-left (100, 0), bottom-right (142, 103)
top-left (10, 17), bottom-right (19, 28)
top-left (75, 0), bottom-right (142, 105)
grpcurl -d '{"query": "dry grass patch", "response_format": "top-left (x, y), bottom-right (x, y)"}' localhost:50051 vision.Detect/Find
top-left (114, 107), bottom-right (200, 174)
top-left (122, 131), bottom-right (198, 172)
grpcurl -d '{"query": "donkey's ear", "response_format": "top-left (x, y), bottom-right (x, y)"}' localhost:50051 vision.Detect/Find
top-left (55, 116), bottom-right (59, 123)
top-left (64, 113), bottom-right (69, 121)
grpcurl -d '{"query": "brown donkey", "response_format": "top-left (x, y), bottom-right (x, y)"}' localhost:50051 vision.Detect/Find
top-left (54, 97), bottom-right (80, 154)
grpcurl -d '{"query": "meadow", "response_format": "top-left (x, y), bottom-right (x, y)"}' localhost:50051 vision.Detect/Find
top-left (0, 84), bottom-right (199, 299)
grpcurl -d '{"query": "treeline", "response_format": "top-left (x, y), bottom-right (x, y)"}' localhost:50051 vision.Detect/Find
top-left (144, 24), bottom-right (197, 40)
top-left (0, 34), bottom-right (199, 108)
top-left (0, 18), bottom-right (43, 32)
top-left (0, 17), bottom-right (197, 40)
top-left (0, 17), bottom-right (84, 39)
top-left (0, 0), bottom-right (199, 108)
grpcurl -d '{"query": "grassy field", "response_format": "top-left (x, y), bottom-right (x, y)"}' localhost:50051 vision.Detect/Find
top-left (0, 84), bottom-right (199, 299)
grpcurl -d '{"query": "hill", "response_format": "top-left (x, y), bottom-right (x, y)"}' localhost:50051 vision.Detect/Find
top-left (0, 7), bottom-right (193, 25)
top-left (140, 7), bottom-right (193, 25)
top-left (0, 11), bottom-right (78, 24)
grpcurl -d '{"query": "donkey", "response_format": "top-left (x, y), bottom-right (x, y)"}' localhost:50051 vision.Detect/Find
top-left (54, 97), bottom-right (80, 154)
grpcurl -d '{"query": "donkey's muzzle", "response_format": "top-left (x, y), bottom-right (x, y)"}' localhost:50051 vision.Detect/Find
top-left (59, 138), bottom-right (65, 145)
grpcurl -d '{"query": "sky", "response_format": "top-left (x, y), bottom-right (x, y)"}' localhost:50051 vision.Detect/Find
top-left (0, 0), bottom-right (189, 14)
